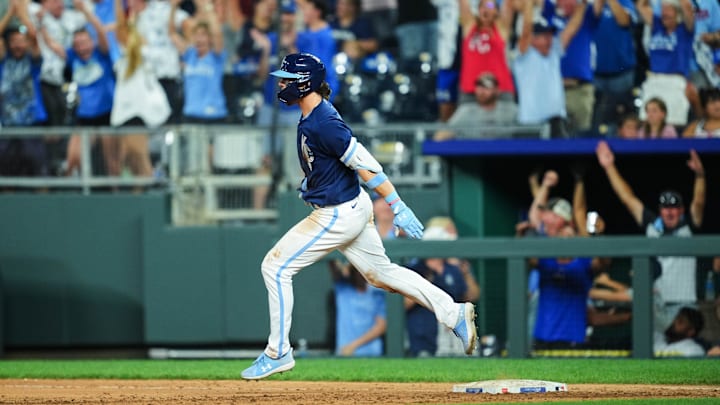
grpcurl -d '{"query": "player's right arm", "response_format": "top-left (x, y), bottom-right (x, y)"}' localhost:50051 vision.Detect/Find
top-left (595, 141), bottom-right (644, 225)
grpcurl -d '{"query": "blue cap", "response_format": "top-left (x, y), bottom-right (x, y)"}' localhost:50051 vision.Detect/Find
top-left (281, 0), bottom-right (296, 13)
top-left (532, 16), bottom-right (556, 34)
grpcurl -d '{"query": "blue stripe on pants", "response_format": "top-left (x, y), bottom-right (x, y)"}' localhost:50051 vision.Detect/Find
top-left (275, 207), bottom-right (339, 356)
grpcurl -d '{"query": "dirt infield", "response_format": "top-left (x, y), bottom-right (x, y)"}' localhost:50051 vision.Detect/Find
top-left (1, 379), bottom-right (719, 404)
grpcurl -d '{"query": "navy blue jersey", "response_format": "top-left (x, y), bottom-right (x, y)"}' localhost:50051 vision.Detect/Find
top-left (298, 100), bottom-right (360, 207)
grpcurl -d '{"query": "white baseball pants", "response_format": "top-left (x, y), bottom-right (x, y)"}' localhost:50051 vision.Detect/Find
top-left (260, 188), bottom-right (461, 358)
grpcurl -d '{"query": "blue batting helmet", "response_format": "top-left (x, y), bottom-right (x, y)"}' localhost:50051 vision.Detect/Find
top-left (270, 53), bottom-right (326, 105)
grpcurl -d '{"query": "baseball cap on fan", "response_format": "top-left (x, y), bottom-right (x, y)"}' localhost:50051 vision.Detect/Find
top-left (532, 15), bottom-right (556, 34)
top-left (280, 0), bottom-right (295, 13)
top-left (543, 197), bottom-right (572, 222)
top-left (475, 72), bottom-right (498, 89)
top-left (422, 225), bottom-right (457, 241)
top-left (658, 190), bottom-right (684, 208)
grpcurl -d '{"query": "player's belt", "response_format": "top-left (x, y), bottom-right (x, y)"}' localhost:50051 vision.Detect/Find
top-left (308, 196), bottom-right (359, 210)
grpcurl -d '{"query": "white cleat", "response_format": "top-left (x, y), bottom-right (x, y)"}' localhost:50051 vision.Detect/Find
top-left (241, 350), bottom-right (295, 380)
top-left (452, 302), bottom-right (478, 355)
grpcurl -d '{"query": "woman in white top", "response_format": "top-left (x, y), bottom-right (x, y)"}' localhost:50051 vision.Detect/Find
top-left (110, 0), bottom-right (171, 184)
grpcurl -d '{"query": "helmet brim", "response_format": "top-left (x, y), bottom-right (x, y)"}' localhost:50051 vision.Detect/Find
top-left (270, 70), bottom-right (303, 79)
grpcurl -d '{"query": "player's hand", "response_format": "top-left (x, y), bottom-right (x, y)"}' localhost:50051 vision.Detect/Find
top-left (391, 201), bottom-right (424, 239)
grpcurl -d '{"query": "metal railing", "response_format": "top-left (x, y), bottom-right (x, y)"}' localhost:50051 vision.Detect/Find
top-left (0, 126), bottom-right (164, 193)
top-left (1, 123), bottom-right (543, 225)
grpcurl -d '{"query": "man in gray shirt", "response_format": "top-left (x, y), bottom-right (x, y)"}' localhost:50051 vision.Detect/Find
top-left (434, 72), bottom-right (518, 140)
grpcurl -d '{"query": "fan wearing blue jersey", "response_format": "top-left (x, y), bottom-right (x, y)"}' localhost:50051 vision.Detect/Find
top-left (241, 53), bottom-right (478, 380)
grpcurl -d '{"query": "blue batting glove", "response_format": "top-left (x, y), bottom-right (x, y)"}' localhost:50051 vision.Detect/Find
top-left (391, 200), bottom-right (424, 239)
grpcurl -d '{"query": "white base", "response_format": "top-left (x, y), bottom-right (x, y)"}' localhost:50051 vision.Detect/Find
top-left (452, 379), bottom-right (568, 394)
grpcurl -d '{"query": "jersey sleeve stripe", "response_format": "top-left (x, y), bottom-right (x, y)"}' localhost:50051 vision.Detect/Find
top-left (340, 137), bottom-right (358, 164)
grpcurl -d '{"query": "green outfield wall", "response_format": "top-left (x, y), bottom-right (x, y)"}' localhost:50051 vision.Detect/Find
top-left (0, 189), bottom-right (449, 353)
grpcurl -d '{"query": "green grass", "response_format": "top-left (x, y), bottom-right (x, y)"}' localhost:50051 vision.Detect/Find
top-left (0, 358), bottom-right (719, 384)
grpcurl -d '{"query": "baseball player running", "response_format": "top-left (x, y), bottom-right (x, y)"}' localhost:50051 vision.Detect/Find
top-left (241, 53), bottom-right (477, 380)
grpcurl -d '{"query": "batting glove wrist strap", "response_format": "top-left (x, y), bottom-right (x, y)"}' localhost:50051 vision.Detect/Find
top-left (384, 191), bottom-right (401, 207)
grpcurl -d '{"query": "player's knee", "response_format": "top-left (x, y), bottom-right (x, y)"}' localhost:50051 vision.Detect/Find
top-left (261, 250), bottom-right (279, 279)
top-left (365, 273), bottom-right (381, 288)
top-left (362, 268), bottom-right (393, 292)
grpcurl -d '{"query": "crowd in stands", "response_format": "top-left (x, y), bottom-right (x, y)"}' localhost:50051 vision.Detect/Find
top-left (2, 0), bottom-right (720, 179)
top-left (513, 141), bottom-right (719, 357)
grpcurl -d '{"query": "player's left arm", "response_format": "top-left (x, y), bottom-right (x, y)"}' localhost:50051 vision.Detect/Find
top-left (338, 136), bottom-right (424, 239)
top-left (357, 168), bottom-right (424, 239)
